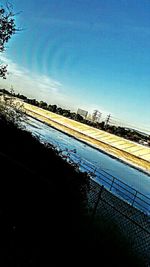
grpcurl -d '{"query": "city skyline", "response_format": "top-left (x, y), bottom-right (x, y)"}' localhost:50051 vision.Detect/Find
top-left (0, 0), bottom-right (150, 133)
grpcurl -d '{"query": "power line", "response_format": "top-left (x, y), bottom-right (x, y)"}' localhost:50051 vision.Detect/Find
top-left (89, 110), bottom-right (150, 134)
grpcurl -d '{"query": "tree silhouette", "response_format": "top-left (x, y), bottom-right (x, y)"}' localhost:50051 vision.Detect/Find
top-left (0, 3), bottom-right (17, 78)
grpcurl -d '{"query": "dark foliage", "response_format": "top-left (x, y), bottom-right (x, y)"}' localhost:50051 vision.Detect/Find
top-left (0, 116), bottom-right (144, 266)
top-left (0, 3), bottom-right (17, 78)
top-left (1, 89), bottom-right (149, 146)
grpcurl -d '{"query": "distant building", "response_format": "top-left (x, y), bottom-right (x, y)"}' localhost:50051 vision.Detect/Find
top-left (77, 108), bottom-right (88, 119)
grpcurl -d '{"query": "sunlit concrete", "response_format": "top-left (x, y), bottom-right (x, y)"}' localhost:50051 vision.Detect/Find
top-left (16, 100), bottom-right (150, 173)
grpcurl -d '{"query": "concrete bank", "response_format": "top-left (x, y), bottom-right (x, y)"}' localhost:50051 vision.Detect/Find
top-left (22, 102), bottom-right (150, 174)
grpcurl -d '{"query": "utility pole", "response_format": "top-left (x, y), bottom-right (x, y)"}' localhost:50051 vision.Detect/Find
top-left (105, 114), bottom-right (111, 129)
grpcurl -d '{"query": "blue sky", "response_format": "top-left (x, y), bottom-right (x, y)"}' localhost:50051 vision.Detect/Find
top-left (0, 0), bottom-right (150, 132)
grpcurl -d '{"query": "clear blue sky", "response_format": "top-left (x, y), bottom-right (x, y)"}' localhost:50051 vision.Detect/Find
top-left (1, 0), bottom-right (150, 132)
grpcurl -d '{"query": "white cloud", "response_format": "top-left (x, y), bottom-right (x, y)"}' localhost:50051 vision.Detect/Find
top-left (0, 55), bottom-right (111, 118)
top-left (0, 54), bottom-right (62, 97)
top-left (0, 54), bottom-right (88, 112)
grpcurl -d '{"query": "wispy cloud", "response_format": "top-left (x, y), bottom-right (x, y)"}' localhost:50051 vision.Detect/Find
top-left (0, 54), bottom-right (83, 110)
top-left (0, 55), bottom-right (111, 116)
top-left (0, 54), bottom-right (63, 98)
top-left (33, 16), bottom-right (110, 32)
top-left (33, 16), bottom-right (150, 39)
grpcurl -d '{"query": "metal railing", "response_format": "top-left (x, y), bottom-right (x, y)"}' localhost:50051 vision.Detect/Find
top-left (29, 124), bottom-right (150, 217)
top-left (59, 149), bottom-right (150, 216)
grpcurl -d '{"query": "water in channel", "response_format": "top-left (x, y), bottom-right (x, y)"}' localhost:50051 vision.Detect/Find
top-left (24, 117), bottom-right (150, 214)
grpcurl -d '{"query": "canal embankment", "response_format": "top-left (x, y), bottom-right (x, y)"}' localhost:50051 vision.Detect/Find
top-left (22, 101), bottom-right (150, 174)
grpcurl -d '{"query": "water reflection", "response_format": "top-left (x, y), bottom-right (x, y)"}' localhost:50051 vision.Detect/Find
top-left (24, 117), bottom-right (150, 201)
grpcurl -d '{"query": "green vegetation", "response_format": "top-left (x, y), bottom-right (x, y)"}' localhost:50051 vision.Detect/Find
top-left (0, 4), bottom-right (147, 265)
top-left (1, 88), bottom-right (149, 146)
top-left (0, 90), bottom-right (26, 127)
top-left (0, 3), bottom-right (17, 78)
top-left (0, 112), bottom-right (144, 266)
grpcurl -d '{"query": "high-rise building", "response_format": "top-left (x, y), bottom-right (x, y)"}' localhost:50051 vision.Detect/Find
top-left (77, 108), bottom-right (88, 119)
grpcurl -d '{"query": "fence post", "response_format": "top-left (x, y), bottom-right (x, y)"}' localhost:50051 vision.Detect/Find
top-left (131, 190), bottom-right (138, 207)
top-left (93, 167), bottom-right (97, 174)
top-left (91, 185), bottom-right (104, 220)
top-left (110, 177), bottom-right (115, 191)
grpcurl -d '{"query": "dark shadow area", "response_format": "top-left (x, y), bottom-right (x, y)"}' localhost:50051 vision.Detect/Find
top-left (0, 117), bottom-right (145, 266)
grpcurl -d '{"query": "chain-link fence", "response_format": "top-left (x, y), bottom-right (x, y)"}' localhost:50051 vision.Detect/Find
top-left (31, 138), bottom-right (150, 265)
top-left (88, 179), bottom-right (150, 265)
top-left (59, 149), bottom-right (150, 215)
top-left (58, 149), bottom-right (150, 265)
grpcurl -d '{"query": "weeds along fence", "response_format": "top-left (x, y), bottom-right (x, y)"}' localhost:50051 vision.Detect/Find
top-left (59, 149), bottom-right (150, 216)
top-left (57, 148), bottom-right (150, 265)
top-left (38, 138), bottom-right (150, 264)
top-left (88, 180), bottom-right (150, 265)
top-left (36, 134), bottom-right (150, 216)
top-left (29, 120), bottom-right (150, 216)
